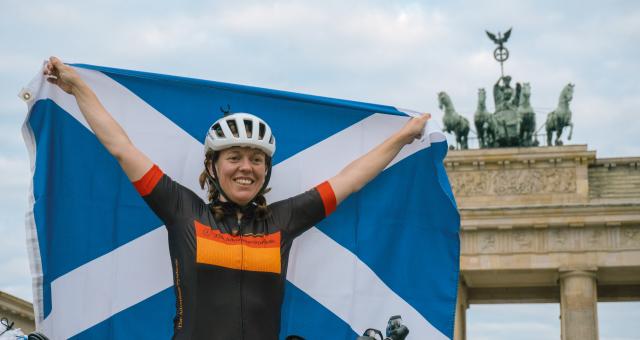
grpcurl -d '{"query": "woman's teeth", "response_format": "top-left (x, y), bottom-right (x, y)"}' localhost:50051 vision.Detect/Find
top-left (234, 178), bottom-right (253, 185)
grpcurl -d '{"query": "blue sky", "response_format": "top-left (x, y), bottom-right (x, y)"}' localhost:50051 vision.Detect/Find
top-left (1, 1), bottom-right (639, 338)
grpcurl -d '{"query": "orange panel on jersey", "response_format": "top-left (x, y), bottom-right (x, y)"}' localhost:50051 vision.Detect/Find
top-left (241, 243), bottom-right (281, 274)
top-left (194, 220), bottom-right (281, 274)
top-left (195, 221), bottom-right (280, 248)
top-left (196, 237), bottom-right (243, 270)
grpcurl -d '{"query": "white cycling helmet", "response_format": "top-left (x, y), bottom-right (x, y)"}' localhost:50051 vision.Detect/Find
top-left (205, 112), bottom-right (276, 157)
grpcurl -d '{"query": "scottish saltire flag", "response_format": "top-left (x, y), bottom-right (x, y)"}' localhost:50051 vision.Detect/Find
top-left (20, 63), bottom-right (460, 339)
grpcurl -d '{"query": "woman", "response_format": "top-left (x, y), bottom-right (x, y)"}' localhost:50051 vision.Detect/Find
top-left (44, 57), bottom-right (430, 340)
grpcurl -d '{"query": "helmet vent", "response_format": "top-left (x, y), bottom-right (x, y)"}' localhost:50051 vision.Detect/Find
top-left (212, 123), bottom-right (224, 137)
top-left (244, 119), bottom-right (253, 138)
top-left (226, 119), bottom-right (239, 137)
top-left (259, 123), bottom-right (266, 139)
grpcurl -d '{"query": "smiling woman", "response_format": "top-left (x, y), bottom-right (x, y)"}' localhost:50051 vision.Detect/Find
top-left (199, 113), bottom-right (275, 220)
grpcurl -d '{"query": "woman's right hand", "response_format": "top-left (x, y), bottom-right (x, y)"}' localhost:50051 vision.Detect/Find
top-left (43, 57), bottom-right (83, 95)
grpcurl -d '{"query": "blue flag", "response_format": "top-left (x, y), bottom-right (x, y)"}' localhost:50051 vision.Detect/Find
top-left (20, 64), bottom-right (460, 339)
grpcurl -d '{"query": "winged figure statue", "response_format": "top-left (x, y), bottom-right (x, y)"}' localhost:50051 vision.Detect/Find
top-left (486, 28), bottom-right (512, 47)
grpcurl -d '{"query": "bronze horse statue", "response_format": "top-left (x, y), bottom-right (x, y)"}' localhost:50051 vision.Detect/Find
top-left (517, 83), bottom-right (538, 146)
top-left (474, 88), bottom-right (496, 148)
top-left (438, 91), bottom-right (469, 149)
top-left (545, 83), bottom-right (575, 146)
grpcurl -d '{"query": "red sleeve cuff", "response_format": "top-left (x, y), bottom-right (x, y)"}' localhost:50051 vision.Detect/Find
top-left (315, 181), bottom-right (337, 216)
top-left (133, 164), bottom-right (163, 196)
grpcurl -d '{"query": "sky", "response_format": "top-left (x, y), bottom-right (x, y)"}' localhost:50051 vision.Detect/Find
top-left (1, 0), bottom-right (639, 339)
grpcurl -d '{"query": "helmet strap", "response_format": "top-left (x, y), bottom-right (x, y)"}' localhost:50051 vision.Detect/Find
top-left (210, 172), bottom-right (232, 204)
top-left (258, 159), bottom-right (273, 199)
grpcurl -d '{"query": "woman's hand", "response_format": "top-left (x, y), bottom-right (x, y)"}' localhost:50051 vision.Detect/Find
top-left (43, 57), bottom-right (83, 95)
top-left (397, 112), bottom-right (431, 145)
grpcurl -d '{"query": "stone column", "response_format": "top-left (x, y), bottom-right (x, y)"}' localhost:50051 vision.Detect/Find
top-left (454, 279), bottom-right (468, 340)
top-left (559, 269), bottom-right (598, 340)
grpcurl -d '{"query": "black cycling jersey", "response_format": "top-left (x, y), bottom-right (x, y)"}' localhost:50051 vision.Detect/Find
top-left (133, 165), bottom-right (336, 340)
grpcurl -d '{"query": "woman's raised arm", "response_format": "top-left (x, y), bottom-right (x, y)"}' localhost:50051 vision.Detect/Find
top-left (327, 113), bottom-right (431, 205)
top-left (44, 57), bottom-right (153, 181)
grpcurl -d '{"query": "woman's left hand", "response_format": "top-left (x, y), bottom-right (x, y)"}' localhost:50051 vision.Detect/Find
top-left (398, 113), bottom-right (431, 145)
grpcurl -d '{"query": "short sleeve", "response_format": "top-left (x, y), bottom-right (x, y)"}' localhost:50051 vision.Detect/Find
top-left (132, 164), bottom-right (205, 228)
top-left (274, 181), bottom-right (337, 239)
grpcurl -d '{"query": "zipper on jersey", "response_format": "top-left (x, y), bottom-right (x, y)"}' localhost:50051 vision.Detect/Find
top-left (238, 213), bottom-right (245, 340)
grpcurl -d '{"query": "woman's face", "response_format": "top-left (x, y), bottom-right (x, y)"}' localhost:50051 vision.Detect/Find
top-left (213, 147), bottom-right (267, 206)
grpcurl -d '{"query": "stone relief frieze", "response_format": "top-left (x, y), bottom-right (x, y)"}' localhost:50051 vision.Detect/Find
top-left (585, 229), bottom-right (606, 248)
top-left (620, 227), bottom-right (640, 248)
top-left (480, 232), bottom-right (496, 252)
top-left (448, 168), bottom-right (576, 196)
top-left (513, 230), bottom-right (534, 252)
top-left (462, 226), bottom-right (640, 255)
top-left (550, 228), bottom-right (568, 250)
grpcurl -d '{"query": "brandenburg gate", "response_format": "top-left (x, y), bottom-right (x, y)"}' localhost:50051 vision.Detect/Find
top-left (448, 145), bottom-right (640, 339)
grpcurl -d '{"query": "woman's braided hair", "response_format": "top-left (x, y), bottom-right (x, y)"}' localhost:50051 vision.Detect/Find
top-left (198, 149), bottom-right (271, 221)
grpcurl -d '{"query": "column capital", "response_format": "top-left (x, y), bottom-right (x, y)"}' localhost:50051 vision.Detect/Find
top-left (558, 267), bottom-right (598, 280)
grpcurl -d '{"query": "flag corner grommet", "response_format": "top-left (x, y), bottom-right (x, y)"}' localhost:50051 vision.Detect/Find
top-left (19, 88), bottom-right (34, 103)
